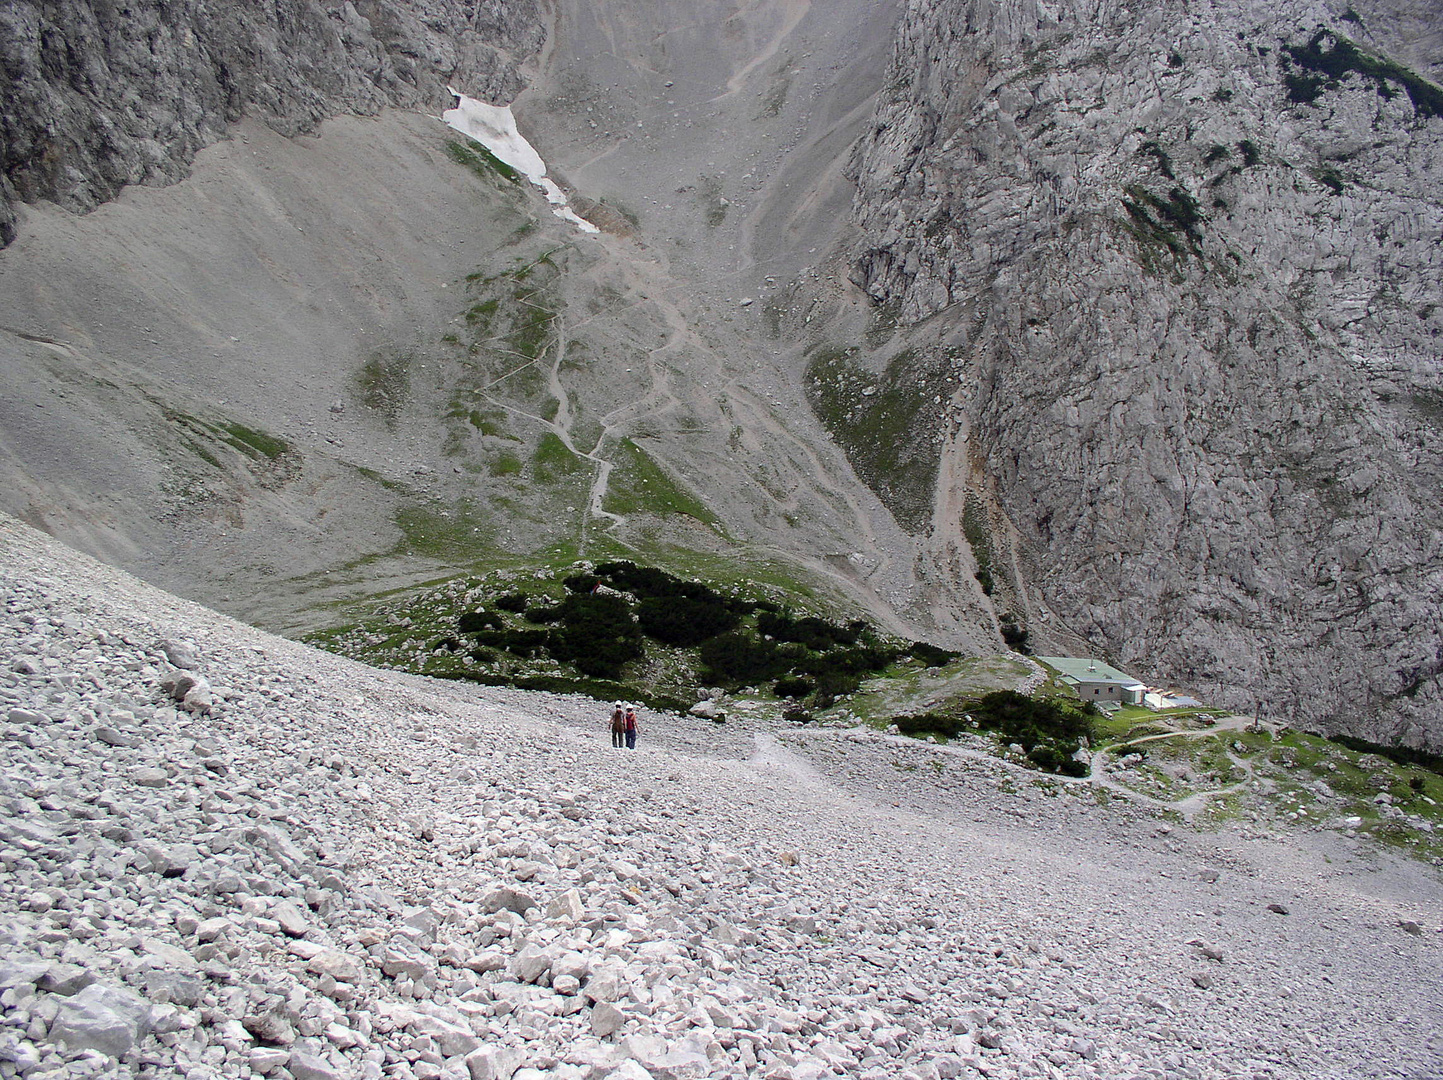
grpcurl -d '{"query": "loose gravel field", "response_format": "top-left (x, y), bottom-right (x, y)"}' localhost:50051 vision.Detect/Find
top-left (1, 514), bottom-right (1440, 1080)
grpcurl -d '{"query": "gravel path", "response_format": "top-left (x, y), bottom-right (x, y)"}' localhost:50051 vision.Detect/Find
top-left (1, 513), bottom-right (1440, 1080)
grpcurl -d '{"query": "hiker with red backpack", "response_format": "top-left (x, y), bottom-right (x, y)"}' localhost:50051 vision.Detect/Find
top-left (624, 705), bottom-right (639, 750)
top-left (610, 702), bottom-right (626, 748)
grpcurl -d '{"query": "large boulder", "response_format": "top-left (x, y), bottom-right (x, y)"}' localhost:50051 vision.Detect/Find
top-left (481, 884), bottom-right (538, 915)
top-left (48, 982), bottom-right (152, 1057)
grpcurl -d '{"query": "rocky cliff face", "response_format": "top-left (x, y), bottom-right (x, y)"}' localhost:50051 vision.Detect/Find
top-left (847, 0), bottom-right (1443, 746)
top-left (0, 0), bottom-right (542, 245)
top-left (4, 0), bottom-right (1442, 749)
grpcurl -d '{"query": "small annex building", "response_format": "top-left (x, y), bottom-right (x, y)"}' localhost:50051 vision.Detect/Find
top-left (1039, 656), bottom-right (1146, 705)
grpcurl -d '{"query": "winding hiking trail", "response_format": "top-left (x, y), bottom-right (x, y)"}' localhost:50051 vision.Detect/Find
top-left (1088, 714), bottom-right (1275, 819)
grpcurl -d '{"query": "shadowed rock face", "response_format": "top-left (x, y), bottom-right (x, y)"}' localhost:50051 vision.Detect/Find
top-left (0, 0), bottom-right (543, 244)
top-left (847, 0), bottom-right (1443, 747)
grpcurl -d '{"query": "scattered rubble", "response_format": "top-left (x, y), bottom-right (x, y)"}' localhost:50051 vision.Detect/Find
top-left (0, 516), bottom-right (1440, 1080)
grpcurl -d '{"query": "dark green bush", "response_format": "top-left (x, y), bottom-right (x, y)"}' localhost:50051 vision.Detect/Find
top-left (774, 677), bottom-right (814, 699)
top-left (594, 561), bottom-right (678, 598)
top-left (894, 713), bottom-right (961, 738)
top-left (810, 671), bottom-right (862, 709)
top-left (473, 627), bottom-right (551, 658)
top-left (434, 636), bottom-right (462, 652)
top-left (1282, 29), bottom-right (1443, 117)
top-left (908, 642), bottom-right (958, 668)
top-left (546, 592), bottom-right (645, 679)
top-left (433, 671), bottom-right (688, 713)
top-left (636, 594), bottom-right (740, 647)
top-left (556, 590), bottom-right (639, 629)
top-left (564, 573), bottom-right (600, 593)
top-left (1027, 744), bottom-right (1066, 772)
top-left (1328, 733), bottom-right (1443, 778)
top-left (699, 632), bottom-right (789, 686)
top-left (776, 642), bottom-right (808, 664)
top-left (966, 690), bottom-right (1096, 750)
top-left (458, 611), bottom-right (504, 634)
top-left (525, 604), bottom-right (565, 624)
top-left (494, 593), bottom-right (530, 613)
top-left (595, 561), bottom-right (751, 615)
top-left (1000, 623), bottom-right (1030, 651)
top-left (796, 644), bottom-right (895, 678)
top-left (757, 611), bottom-right (860, 650)
top-left (892, 693), bottom-right (1095, 776)
top-left (560, 638), bottom-right (643, 679)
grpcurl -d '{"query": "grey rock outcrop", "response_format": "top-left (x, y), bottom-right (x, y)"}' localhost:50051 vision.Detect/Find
top-left (844, 0), bottom-right (1443, 747)
top-left (48, 982), bottom-right (152, 1057)
top-left (0, 0), bottom-right (543, 245)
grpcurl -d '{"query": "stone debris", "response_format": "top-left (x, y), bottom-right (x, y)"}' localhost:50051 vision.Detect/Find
top-left (0, 516), bottom-right (1439, 1080)
top-left (47, 983), bottom-right (152, 1058)
top-left (159, 641), bottom-right (200, 671)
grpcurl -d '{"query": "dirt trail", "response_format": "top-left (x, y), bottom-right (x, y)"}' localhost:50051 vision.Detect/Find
top-left (1088, 715), bottom-right (1273, 819)
top-left (489, 0), bottom-right (971, 639)
top-left (719, 0), bottom-right (813, 97)
top-left (1112, 713), bottom-right (1265, 749)
top-left (748, 730), bottom-right (828, 787)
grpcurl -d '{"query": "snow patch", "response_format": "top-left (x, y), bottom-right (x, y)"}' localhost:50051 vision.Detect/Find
top-left (442, 90), bottom-right (599, 235)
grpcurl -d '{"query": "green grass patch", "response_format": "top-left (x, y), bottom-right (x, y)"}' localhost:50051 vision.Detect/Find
top-left (350, 463), bottom-right (411, 494)
top-left (804, 346), bottom-right (945, 533)
top-left (490, 451), bottom-right (524, 477)
top-left (220, 422), bottom-right (290, 461)
top-left (533, 433), bottom-right (586, 483)
top-left (466, 298), bottom-right (500, 331)
top-left (602, 438), bottom-right (718, 525)
top-left (182, 438), bottom-right (222, 470)
top-left (507, 300), bottom-right (556, 361)
top-left (446, 139), bottom-right (523, 185)
top-left (394, 501), bottom-right (494, 560)
top-left (1282, 29), bottom-right (1443, 118)
top-left (461, 408), bottom-right (512, 438)
top-left (155, 401), bottom-right (291, 469)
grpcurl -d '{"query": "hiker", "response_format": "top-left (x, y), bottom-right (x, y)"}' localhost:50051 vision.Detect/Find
top-left (610, 701), bottom-right (626, 748)
top-left (624, 704), bottom-right (639, 750)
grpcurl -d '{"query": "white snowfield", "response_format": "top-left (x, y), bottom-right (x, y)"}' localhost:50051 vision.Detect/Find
top-left (0, 512), bottom-right (1440, 1080)
top-left (442, 91), bottom-right (600, 234)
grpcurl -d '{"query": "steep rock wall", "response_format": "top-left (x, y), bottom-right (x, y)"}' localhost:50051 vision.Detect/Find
top-left (847, 0), bottom-right (1443, 745)
top-left (0, 0), bottom-right (542, 245)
